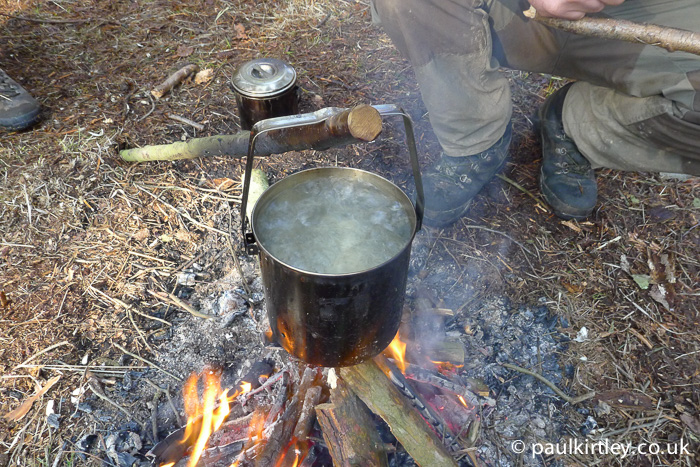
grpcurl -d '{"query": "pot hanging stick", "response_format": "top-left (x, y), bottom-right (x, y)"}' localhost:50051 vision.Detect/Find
top-left (524, 7), bottom-right (700, 56)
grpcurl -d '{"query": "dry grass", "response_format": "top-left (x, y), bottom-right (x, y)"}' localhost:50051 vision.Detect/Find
top-left (1, 0), bottom-right (698, 466)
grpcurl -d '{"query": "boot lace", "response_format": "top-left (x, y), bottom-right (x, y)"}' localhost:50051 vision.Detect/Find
top-left (553, 147), bottom-right (592, 176)
top-left (0, 71), bottom-right (20, 98)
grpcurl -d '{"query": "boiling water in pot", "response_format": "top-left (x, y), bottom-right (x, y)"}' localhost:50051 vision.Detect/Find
top-left (254, 173), bottom-right (413, 274)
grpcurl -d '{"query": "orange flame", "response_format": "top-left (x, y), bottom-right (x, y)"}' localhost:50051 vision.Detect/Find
top-left (247, 407), bottom-right (267, 442)
top-left (458, 395), bottom-right (471, 409)
top-left (176, 370), bottom-right (254, 467)
top-left (384, 331), bottom-right (407, 373)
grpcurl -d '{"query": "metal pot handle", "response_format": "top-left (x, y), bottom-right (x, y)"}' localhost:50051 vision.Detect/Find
top-left (241, 104), bottom-right (424, 254)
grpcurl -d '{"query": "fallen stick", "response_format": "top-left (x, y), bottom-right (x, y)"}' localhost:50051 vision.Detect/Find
top-left (501, 362), bottom-right (595, 405)
top-left (152, 64), bottom-right (199, 99)
top-left (119, 104), bottom-right (383, 162)
top-left (524, 7), bottom-right (700, 56)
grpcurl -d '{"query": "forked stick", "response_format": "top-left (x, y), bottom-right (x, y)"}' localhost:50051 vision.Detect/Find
top-left (524, 6), bottom-right (700, 56)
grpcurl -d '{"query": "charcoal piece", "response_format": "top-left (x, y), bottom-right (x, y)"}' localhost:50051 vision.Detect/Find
top-left (176, 287), bottom-right (193, 299)
top-left (47, 413), bottom-right (60, 429)
top-left (76, 433), bottom-right (98, 460)
top-left (76, 402), bottom-right (93, 413)
top-left (580, 415), bottom-right (598, 435)
top-left (115, 452), bottom-right (140, 467)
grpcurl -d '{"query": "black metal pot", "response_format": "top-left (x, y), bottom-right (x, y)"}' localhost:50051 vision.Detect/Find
top-left (241, 105), bottom-right (424, 367)
top-left (231, 58), bottom-right (299, 130)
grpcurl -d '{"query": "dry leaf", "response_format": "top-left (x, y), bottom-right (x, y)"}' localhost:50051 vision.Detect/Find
top-left (650, 284), bottom-right (673, 311)
top-left (680, 413), bottom-right (700, 435)
top-left (4, 376), bottom-right (61, 422)
top-left (560, 220), bottom-right (582, 233)
top-left (176, 45), bottom-right (194, 57)
top-left (210, 177), bottom-right (237, 191)
top-left (594, 389), bottom-right (655, 411)
top-left (132, 228), bottom-right (149, 242)
top-left (233, 23), bottom-right (247, 39)
top-left (194, 68), bottom-right (214, 85)
top-left (562, 281), bottom-right (583, 294)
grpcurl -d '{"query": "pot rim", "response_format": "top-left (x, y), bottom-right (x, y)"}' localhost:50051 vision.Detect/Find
top-left (251, 166), bottom-right (418, 277)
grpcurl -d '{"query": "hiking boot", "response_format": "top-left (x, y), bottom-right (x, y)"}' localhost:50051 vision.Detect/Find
top-left (0, 68), bottom-right (40, 131)
top-left (538, 83), bottom-right (597, 220)
top-left (422, 123), bottom-right (511, 227)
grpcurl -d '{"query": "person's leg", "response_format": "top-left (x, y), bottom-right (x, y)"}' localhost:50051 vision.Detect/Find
top-left (372, 0), bottom-right (511, 156)
top-left (554, 0), bottom-right (700, 176)
top-left (0, 68), bottom-right (40, 131)
top-left (489, 0), bottom-right (700, 217)
top-left (371, 0), bottom-right (514, 226)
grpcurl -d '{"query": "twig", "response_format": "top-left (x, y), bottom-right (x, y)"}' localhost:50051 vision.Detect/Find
top-left (166, 384), bottom-right (184, 427)
top-left (88, 285), bottom-right (172, 327)
top-left (14, 341), bottom-right (72, 370)
top-left (459, 224), bottom-right (535, 257)
top-left (151, 64), bottom-right (199, 99)
top-left (137, 91), bottom-right (156, 122)
top-left (495, 174), bottom-right (550, 213)
top-left (126, 307), bottom-right (155, 354)
top-left (135, 184), bottom-right (232, 237)
top-left (0, 12), bottom-right (91, 24)
top-left (501, 363), bottom-right (595, 405)
top-left (87, 374), bottom-right (136, 421)
top-left (167, 114), bottom-right (205, 131)
top-left (113, 343), bottom-right (182, 382)
top-left (146, 289), bottom-right (215, 320)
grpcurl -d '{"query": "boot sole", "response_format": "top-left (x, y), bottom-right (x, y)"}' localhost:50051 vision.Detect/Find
top-left (423, 200), bottom-right (473, 228)
top-left (0, 107), bottom-right (40, 131)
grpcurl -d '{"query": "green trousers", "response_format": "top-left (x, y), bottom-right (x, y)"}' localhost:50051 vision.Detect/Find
top-left (370, 0), bottom-right (700, 175)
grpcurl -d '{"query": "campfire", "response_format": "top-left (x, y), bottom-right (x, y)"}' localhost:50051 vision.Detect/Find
top-left (149, 303), bottom-right (488, 467)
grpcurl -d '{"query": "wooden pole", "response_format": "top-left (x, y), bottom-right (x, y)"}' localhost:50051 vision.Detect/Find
top-left (119, 105), bottom-right (383, 163)
top-left (524, 7), bottom-right (700, 56)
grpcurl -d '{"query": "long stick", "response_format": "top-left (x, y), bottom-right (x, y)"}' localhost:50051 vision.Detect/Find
top-left (120, 104), bottom-right (382, 162)
top-left (524, 7), bottom-right (700, 56)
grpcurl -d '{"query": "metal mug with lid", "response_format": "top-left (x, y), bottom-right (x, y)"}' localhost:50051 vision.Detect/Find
top-left (231, 58), bottom-right (299, 130)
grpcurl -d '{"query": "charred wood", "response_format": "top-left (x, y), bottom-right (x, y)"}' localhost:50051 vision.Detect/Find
top-left (340, 357), bottom-right (458, 467)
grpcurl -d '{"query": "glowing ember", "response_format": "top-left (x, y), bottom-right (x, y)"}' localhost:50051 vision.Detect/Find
top-left (430, 360), bottom-right (463, 375)
top-left (384, 331), bottom-right (407, 373)
top-left (458, 395), bottom-right (471, 409)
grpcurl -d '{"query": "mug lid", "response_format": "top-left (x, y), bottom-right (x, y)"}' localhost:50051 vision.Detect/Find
top-left (231, 58), bottom-right (296, 97)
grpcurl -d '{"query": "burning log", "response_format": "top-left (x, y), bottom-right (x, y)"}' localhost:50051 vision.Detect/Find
top-left (253, 366), bottom-right (320, 467)
top-left (148, 361), bottom-right (274, 466)
top-left (119, 105), bottom-right (383, 163)
top-left (340, 357), bottom-right (458, 467)
top-left (293, 386), bottom-right (322, 442)
top-left (316, 378), bottom-right (388, 466)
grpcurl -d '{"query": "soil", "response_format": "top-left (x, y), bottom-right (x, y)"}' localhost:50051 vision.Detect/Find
top-left (1, 1), bottom-right (698, 466)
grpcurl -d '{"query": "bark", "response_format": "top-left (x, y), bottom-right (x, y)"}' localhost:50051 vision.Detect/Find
top-left (315, 379), bottom-right (388, 467)
top-left (524, 7), bottom-right (700, 56)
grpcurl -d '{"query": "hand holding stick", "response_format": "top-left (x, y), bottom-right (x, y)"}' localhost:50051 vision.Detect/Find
top-left (524, 6), bottom-right (700, 56)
